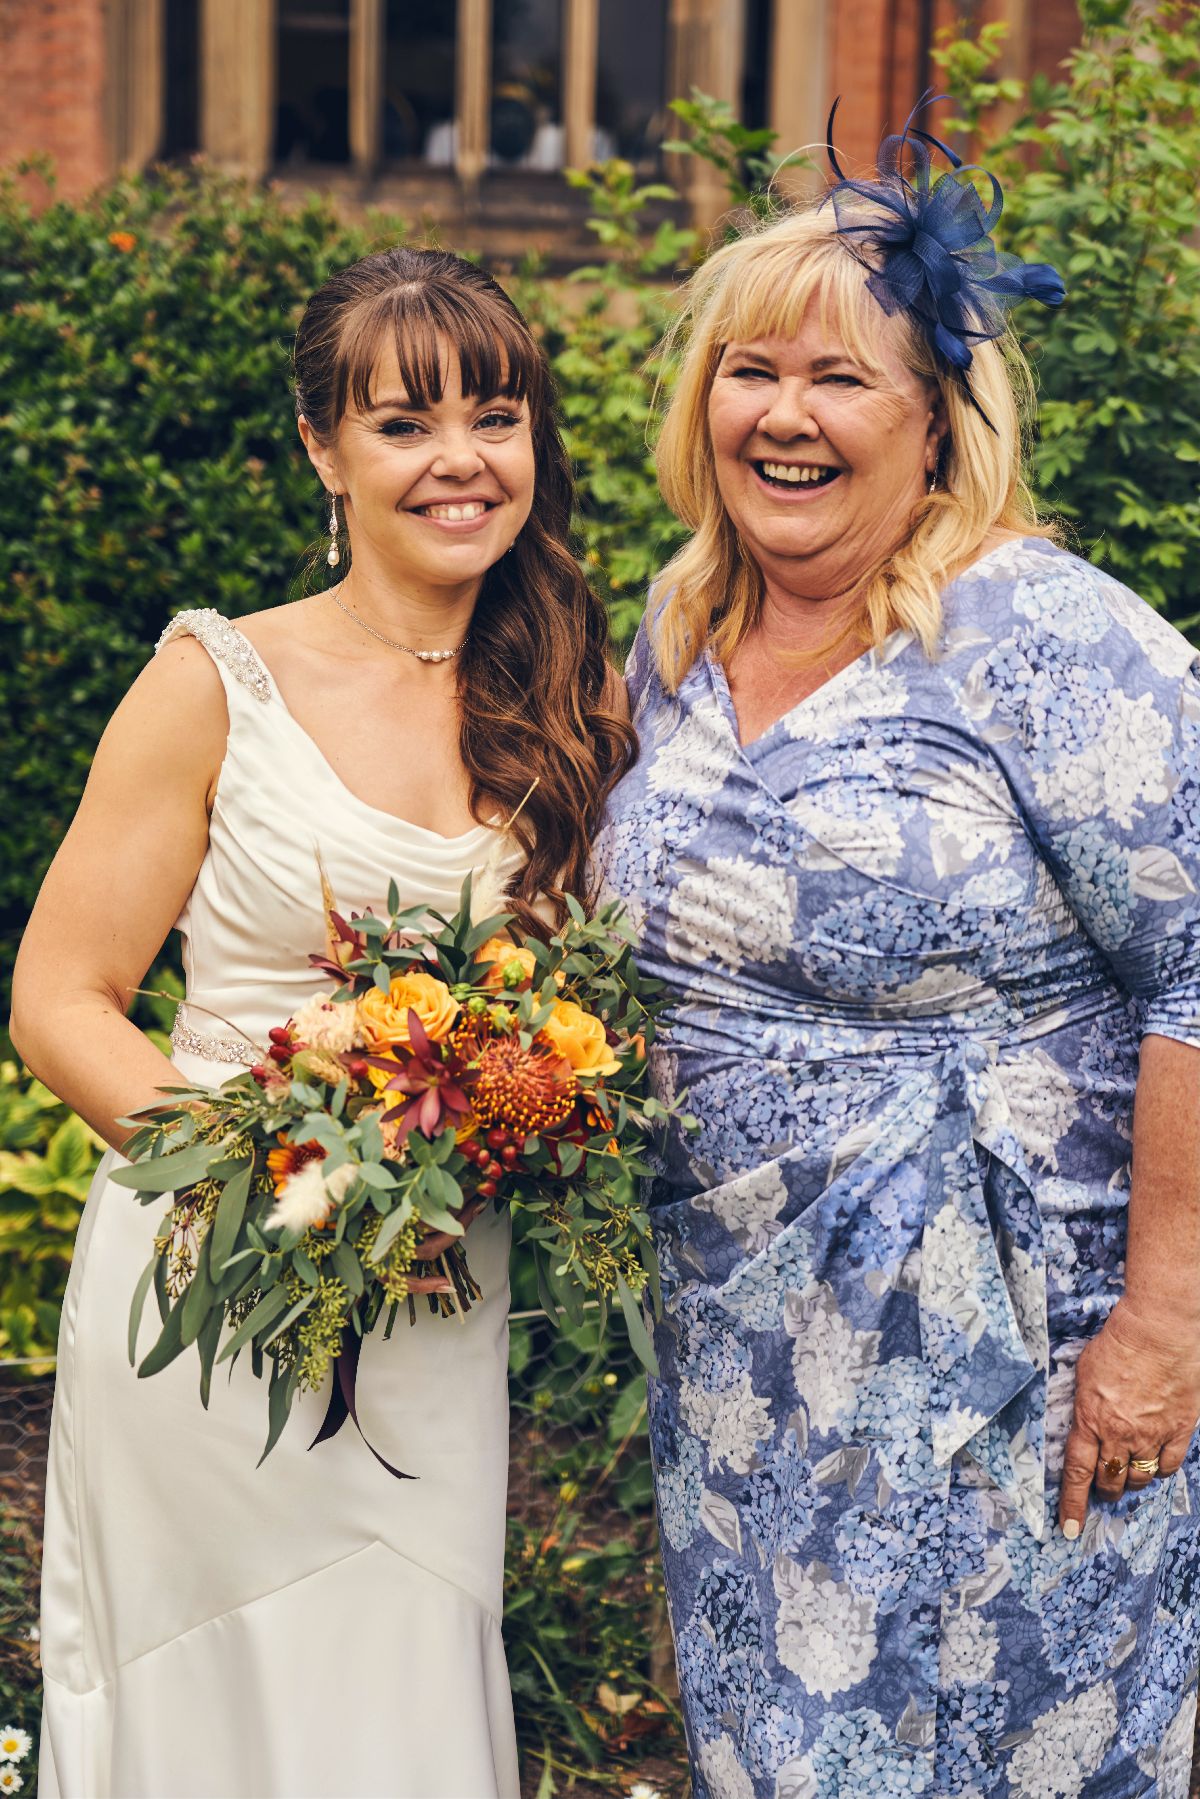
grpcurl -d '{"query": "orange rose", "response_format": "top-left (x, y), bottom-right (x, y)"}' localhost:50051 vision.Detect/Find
top-left (357, 970), bottom-right (460, 1052)
top-left (474, 935), bottom-right (565, 993)
top-left (474, 935), bottom-right (537, 992)
top-left (540, 999), bottom-right (620, 1083)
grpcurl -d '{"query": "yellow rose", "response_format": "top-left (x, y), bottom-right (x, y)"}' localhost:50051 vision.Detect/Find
top-left (540, 999), bottom-right (621, 1083)
top-left (357, 970), bottom-right (460, 1053)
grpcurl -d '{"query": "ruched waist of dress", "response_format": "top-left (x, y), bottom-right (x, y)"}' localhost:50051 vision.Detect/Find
top-left (656, 1037), bottom-right (1053, 1539)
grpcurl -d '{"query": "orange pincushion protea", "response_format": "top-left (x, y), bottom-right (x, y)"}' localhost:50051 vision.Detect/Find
top-left (471, 1036), bottom-right (577, 1136)
top-left (266, 1135), bottom-right (326, 1193)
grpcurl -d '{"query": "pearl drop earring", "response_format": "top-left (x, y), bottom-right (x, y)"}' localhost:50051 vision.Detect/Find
top-left (326, 492), bottom-right (341, 568)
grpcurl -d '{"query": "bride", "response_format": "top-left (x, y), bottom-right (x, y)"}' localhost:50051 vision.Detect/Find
top-left (10, 246), bottom-right (634, 1799)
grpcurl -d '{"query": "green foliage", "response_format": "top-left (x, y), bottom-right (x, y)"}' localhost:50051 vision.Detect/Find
top-left (0, 1496), bottom-right (41, 1778)
top-left (665, 87), bottom-right (805, 222)
top-left (505, 1251), bottom-right (677, 1792)
top-left (932, 0), bottom-right (1200, 628)
top-left (0, 160), bottom-right (407, 992)
top-left (0, 1060), bottom-right (102, 1359)
top-left (515, 163), bottom-right (691, 647)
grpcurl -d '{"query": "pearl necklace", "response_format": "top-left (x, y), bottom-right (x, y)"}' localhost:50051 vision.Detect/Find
top-left (328, 588), bottom-right (466, 664)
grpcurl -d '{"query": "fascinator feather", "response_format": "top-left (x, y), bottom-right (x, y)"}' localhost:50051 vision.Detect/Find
top-left (824, 96), bottom-right (1065, 429)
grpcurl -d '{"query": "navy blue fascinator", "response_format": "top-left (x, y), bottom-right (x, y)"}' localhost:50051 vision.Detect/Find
top-left (824, 97), bottom-right (1065, 429)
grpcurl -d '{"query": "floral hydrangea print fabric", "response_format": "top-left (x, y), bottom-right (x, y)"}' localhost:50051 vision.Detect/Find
top-left (596, 538), bottom-right (1200, 1797)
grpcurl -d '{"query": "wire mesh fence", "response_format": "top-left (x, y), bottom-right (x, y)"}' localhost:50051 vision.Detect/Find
top-left (0, 1318), bottom-right (688, 1799)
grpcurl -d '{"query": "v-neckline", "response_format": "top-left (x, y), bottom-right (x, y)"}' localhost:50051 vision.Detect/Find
top-left (706, 537), bottom-right (1014, 755)
top-left (705, 635), bottom-right (901, 758)
top-left (223, 618), bottom-right (496, 844)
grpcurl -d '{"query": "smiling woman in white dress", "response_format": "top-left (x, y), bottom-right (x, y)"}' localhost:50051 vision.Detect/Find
top-left (10, 246), bottom-right (634, 1799)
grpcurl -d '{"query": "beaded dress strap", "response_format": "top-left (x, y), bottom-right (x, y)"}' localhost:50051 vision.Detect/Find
top-left (155, 608), bottom-right (273, 704)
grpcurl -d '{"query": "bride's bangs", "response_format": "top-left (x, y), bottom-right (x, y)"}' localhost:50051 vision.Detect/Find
top-left (336, 285), bottom-right (538, 422)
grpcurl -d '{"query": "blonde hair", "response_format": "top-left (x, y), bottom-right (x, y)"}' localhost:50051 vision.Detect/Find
top-left (651, 202), bottom-right (1055, 691)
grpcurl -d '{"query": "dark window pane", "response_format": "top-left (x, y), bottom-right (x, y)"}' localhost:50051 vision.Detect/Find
top-left (275, 1), bottom-right (351, 165)
top-left (596, 0), bottom-right (668, 167)
top-left (491, 0), bottom-right (562, 170)
top-left (742, 0), bottom-right (772, 131)
top-left (383, 0), bottom-right (457, 164)
top-left (163, 0), bottom-right (200, 158)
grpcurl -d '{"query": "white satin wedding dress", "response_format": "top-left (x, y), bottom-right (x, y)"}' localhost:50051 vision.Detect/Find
top-left (39, 609), bottom-right (524, 1799)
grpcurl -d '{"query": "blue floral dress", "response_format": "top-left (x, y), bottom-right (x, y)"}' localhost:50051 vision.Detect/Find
top-left (596, 537), bottom-right (1200, 1798)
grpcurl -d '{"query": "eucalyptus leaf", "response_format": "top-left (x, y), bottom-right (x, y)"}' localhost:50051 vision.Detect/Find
top-left (196, 1306), bottom-right (223, 1410)
top-left (127, 1250), bottom-right (159, 1367)
top-left (109, 1138), bottom-right (225, 1192)
top-left (180, 1234), bottom-right (216, 1347)
top-left (137, 1295), bottom-right (188, 1379)
top-left (615, 1271), bottom-right (659, 1377)
top-left (210, 1161), bottom-right (252, 1272)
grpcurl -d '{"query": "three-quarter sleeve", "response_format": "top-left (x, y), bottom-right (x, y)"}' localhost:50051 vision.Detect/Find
top-left (946, 545), bottom-right (1200, 1048)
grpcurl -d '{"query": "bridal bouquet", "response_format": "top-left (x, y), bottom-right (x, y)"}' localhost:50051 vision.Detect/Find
top-left (114, 875), bottom-right (681, 1469)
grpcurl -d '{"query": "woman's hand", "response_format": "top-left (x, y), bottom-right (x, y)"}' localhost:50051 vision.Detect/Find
top-left (1058, 1296), bottom-right (1200, 1536)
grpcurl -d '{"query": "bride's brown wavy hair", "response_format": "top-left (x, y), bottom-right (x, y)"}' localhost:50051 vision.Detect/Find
top-left (292, 246), bottom-right (635, 933)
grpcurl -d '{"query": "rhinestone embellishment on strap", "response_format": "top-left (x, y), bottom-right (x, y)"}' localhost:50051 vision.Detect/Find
top-left (155, 609), bottom-right (273, 703)
top-left (171, 1010), bottom-right (259, 1065)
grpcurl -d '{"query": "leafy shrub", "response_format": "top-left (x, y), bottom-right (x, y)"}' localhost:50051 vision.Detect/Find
top-left (0, 1063), bottom-right (100, 1360)
top-left (932, 0), bottom-right (1200, 628)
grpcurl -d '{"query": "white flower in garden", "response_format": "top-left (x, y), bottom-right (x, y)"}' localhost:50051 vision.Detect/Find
top-left (0, 1733), bottom-right (29, 1763)
top-left (0, 1768), bottom-right (23, 1794)
top-left (264, 1159), bottom-right (357, 1233)
top-left (289, 993), bottom-right (360, 1054)
top-left (629, 1784), bottom-right (664, 1799)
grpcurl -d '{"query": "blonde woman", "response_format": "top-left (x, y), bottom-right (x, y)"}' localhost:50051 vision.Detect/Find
top-left (598, 119), bottom-right (1200, 1796)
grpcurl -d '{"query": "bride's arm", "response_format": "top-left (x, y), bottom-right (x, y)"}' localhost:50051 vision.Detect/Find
top-left (10, 637), bottom-right (228, 1152)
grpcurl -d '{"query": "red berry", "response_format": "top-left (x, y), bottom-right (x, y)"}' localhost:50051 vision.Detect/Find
top-left (500, 1145), bottom-right (519, 1168)
top-left (250, 1064), bottom-right (269, 1085)
top-left (268, 1026), bottom-right (291, 1046)
top-left (347, 1057), bottom-right (368, 1079)
top-left (268, 1043), bottom-right (291, 1065)
top-left (486, 1126), bottom-right (511, 1151)
top-left (478, 1178), bottom-right (499, 1200)
top-left (485, 1159), bottom-right (503, 1181)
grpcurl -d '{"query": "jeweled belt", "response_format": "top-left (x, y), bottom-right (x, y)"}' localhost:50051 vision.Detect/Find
top-left (169, 1005), bottom-right (259, 1065)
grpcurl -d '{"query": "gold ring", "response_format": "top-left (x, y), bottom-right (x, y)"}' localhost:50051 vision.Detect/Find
top-left (1100, 1455), bottom-right (1128, 1480)
top-left (1129, 1455), bottom-right (1161, 1476)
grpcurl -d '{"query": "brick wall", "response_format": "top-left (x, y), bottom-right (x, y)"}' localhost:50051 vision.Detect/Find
top-left (827, 0), bottom-right (1083, 169)
top-left (0, 0), bottom-right (111, 200)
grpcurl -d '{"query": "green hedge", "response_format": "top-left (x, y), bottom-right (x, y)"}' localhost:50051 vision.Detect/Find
top-left (5, 1), bottom-right (1200, 995)
top-left (0, 159), bottom-right (688, 998)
